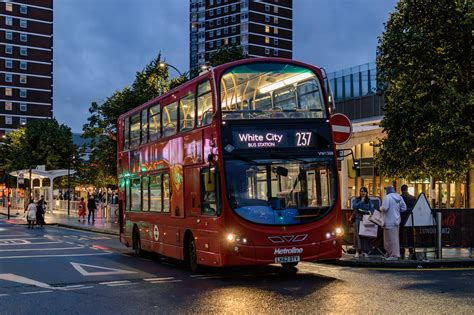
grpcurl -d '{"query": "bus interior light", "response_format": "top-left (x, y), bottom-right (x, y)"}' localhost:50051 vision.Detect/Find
top-left (259, 72), bottom-right (313, 94)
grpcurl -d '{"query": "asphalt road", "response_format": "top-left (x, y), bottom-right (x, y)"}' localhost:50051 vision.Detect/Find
top-left (0, 219), bottom-right (473, 314)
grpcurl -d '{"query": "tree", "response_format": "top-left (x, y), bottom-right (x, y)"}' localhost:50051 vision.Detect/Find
top-left (208, 44), bottom-right (245, 67)
top-left (82, 53), bottom-right (172, 187)
top-left (375, 0), bottom-right (473, 181)
top-left (0, 119), bottom-right (78, 174)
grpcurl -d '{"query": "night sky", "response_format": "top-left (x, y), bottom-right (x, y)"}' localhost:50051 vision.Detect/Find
top-left (53, 0), bottom-right (398, 133)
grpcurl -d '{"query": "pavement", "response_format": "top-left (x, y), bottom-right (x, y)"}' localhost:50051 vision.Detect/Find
top-left (1, 207), bottom-right (473, 269)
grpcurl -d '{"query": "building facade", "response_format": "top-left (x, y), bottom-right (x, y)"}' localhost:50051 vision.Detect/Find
top-left (0, 0), bottom-right (53, 138)
top-left (329, 62), bottom-right (472, 209)
top-left (190, 0), bottom-right (292, 70)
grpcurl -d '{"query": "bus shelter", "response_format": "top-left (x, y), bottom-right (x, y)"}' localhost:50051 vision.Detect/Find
top-left (9, 169), bottom-right (75, 213)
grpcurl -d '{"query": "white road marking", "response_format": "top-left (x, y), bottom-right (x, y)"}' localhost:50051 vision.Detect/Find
top-left (0, 234), bottom-right (30, 238)
top-left (0, 294), bottom-right (9, 297)
top-left (99, 281), bottom-right (131, 285)
top-left (70, 262), bottom-right (136, 276)
top-left (144, 277), bottom-right (175, 281)
top-left (149, 280), bottom-right (183, 284)
top-left (63, 286), bottom-right (94, 291)
top-left (0, 273), bottom-right (52, 289)
top-left (0, 252), bottom-right (111, 259)
top-left (190, 274), bottom-right (222, 278)
top-left (99, 280), bottom-right (134, 287)
top-left (107, 283), bottom-right (135, 287)
top-left (20, 290), bottom-right (53, 295)
top-left (0, 245), bottom-right (84, 252)
top-left (0, 241), bottom-right (62, 246)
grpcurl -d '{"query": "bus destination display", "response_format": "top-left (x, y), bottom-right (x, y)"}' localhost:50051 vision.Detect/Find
top-left (233, 130), bottom-right (315, 149)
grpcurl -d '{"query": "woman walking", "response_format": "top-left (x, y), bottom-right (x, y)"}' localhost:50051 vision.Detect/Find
top-left (381, 186), bottom-right (407, 260)
top-left (351, 187), bottom-right (374, 258)
top-left (25, 199), bottom-right (37, 229)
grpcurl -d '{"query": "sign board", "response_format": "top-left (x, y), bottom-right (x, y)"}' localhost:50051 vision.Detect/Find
top-left (18, 172), bottom-right (24, 185)
top-left (405, 193), bottom-right (435, 227)
top-left (330, 113), bottom-right (352, 145)
top-left (232, 129), bottom-right (316, 149)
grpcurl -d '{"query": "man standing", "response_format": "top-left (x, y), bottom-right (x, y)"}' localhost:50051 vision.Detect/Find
top-left (400, 185), bottom-right (417, 259)
top-left (36, 195), bottom-right (47, 227)
top-left (87, 195), bottom-right (96, 224)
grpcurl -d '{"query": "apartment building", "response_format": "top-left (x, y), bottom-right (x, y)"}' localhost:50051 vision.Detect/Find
top-left (0, 0), bottom-right (53, 138)
top-left (190, 0), bottom-right (292, 70)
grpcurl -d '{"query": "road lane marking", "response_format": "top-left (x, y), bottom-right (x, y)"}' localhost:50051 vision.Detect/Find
top-left (149, 280), bottom-right (183, 284)
top-left (20, 290), bottom-right (53, 295)
top-left (71, 262), bottom-right (136, 276)
top-left (0, 294), bottom-right (9, 297)
top-left (0, 273), bottom-right (52, 289)
top-left (107, 283), bottom-right (135, 287)
top-left (0, 241), bottom-right (62, 246)
top-left (144, 277), bottom-right (175, 281)
top-left (0, 245), bottom-right (85, 252)
top-left (190, 274), bottom-right (222, 278)
top-left (63, 286), bottom-right (93, 291)
top-left (99, 281), bottom-right (131, 285)
top-left (99, 280), bottom-right (134, 287)
top-left (0, 252), bottom-right (111, 259)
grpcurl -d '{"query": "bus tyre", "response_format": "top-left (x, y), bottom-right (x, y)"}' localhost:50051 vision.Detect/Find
top-left (281, 262), bottom-right (298, 272)
top-left (133, 227), bottom-right (142, 256)
top-left (187, 235), bottom-right (199, 273)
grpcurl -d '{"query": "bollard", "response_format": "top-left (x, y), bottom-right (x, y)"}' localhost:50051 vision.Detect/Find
top-left (437, 212), bottom-right (442, 259)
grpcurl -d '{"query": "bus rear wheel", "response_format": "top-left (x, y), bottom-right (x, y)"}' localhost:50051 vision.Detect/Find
top-left (187, 235), bottom-right (199, 273)
top-left (133, 227), bottom-right (142, 256)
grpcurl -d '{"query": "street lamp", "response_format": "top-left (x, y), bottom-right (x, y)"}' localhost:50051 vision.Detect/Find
top-left (67, 155), bottom-right (75, 216)
top-left (159, 62), bottom-right (188, 78)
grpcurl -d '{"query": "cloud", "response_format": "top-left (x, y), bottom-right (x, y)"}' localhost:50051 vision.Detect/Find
top-left (53, 0), bottom-right (397, 133)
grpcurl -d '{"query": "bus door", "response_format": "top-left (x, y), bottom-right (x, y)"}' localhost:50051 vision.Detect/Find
top-left (184, 166), bottom-right (201, 216)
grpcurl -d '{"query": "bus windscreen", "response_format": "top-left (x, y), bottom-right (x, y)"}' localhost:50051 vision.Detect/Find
top-left (220, 62), bottom-right (326, 120)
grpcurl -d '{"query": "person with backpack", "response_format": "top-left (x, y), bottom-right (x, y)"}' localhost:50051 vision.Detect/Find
top-left (380, 186), bottom-right (407, 260)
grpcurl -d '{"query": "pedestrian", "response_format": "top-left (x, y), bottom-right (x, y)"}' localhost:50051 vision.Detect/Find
top-left (400, 185), bottom-right (417, 259)
top-left (36, 195), bottom-right (47, 227)
top-left (87, 195), bottom-right (96, 224)
top-left (351, 187), bottom-right (374, 258)
top-left (25, 199), bottom-right (37, 229)
top-left (78, 197), bottom-right (87, 223)
top-left (380, 186), bottom-right (407, 260)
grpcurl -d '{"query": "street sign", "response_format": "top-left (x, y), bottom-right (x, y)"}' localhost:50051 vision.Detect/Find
top-left (330, 113), bottom-right (352, 145)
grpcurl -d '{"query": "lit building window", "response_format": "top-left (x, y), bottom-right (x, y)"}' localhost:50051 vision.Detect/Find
top-left (5, 3), bottom-right (12, 12)
top-left (274, 27), bottom-right (278, 35)
top-left (20, 117), bottom-right (27, 125)
top-left (274, 6), bottom-right (279, 13)
top-left (265, 25), bottom-right (270, 33)
top-left (274, 17), bottom-right (278, 24)
top-left (5, 88), bottom-right (12, 96)
top-left (5, 102), bottom-right (12, 111)
top-left (265, 36), bottom-right (270, 44)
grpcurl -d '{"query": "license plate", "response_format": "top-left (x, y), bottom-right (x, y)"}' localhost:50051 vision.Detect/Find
top-left (274, 256), bottom-right (300, 263)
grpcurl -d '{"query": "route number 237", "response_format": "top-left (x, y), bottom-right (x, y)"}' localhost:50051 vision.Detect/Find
top-left (296, 132), bottom-right (312, 147)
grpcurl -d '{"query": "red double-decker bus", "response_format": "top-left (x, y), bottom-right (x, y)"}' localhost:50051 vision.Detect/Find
top-left (117, 58), bottom-right (343, 271)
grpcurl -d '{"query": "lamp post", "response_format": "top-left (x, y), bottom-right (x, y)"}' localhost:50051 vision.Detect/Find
top-left (159, 62), bottom-right (188, 78)
top-left (67, 155), bottom-right (75, 216)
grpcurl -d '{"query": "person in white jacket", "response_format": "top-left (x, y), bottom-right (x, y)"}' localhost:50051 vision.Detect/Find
top-left (25, 199), bottom-right (37, 229)
top-left (380, 186), bottom-right (407, 260)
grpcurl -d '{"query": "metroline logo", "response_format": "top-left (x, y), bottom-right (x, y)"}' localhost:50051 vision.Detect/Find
top-left (274, 247), bottom-right (304, 255)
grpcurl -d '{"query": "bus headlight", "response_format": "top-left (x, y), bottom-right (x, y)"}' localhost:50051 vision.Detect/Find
top-left (226, 234), bottom-right (235, 242)
top-left (335, 227), bottom-right (344, 236)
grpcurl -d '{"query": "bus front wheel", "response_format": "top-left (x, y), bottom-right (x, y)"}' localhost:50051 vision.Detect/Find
top-left (281, 262), bottom-right (298, 272)
top-left (133, 227), bottom-right (142, 256)
top-left (187, 235), bottom-right (199, 273)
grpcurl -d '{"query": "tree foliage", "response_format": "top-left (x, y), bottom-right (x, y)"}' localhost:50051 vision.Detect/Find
top-left (0, 119), bottom-right (78, 173)
top-left (208, 44), bottom-right (245, 67)
top-left (375, 0), bottom-right (473, 181)
top-left (82, 53), bottom-right (173, 187)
